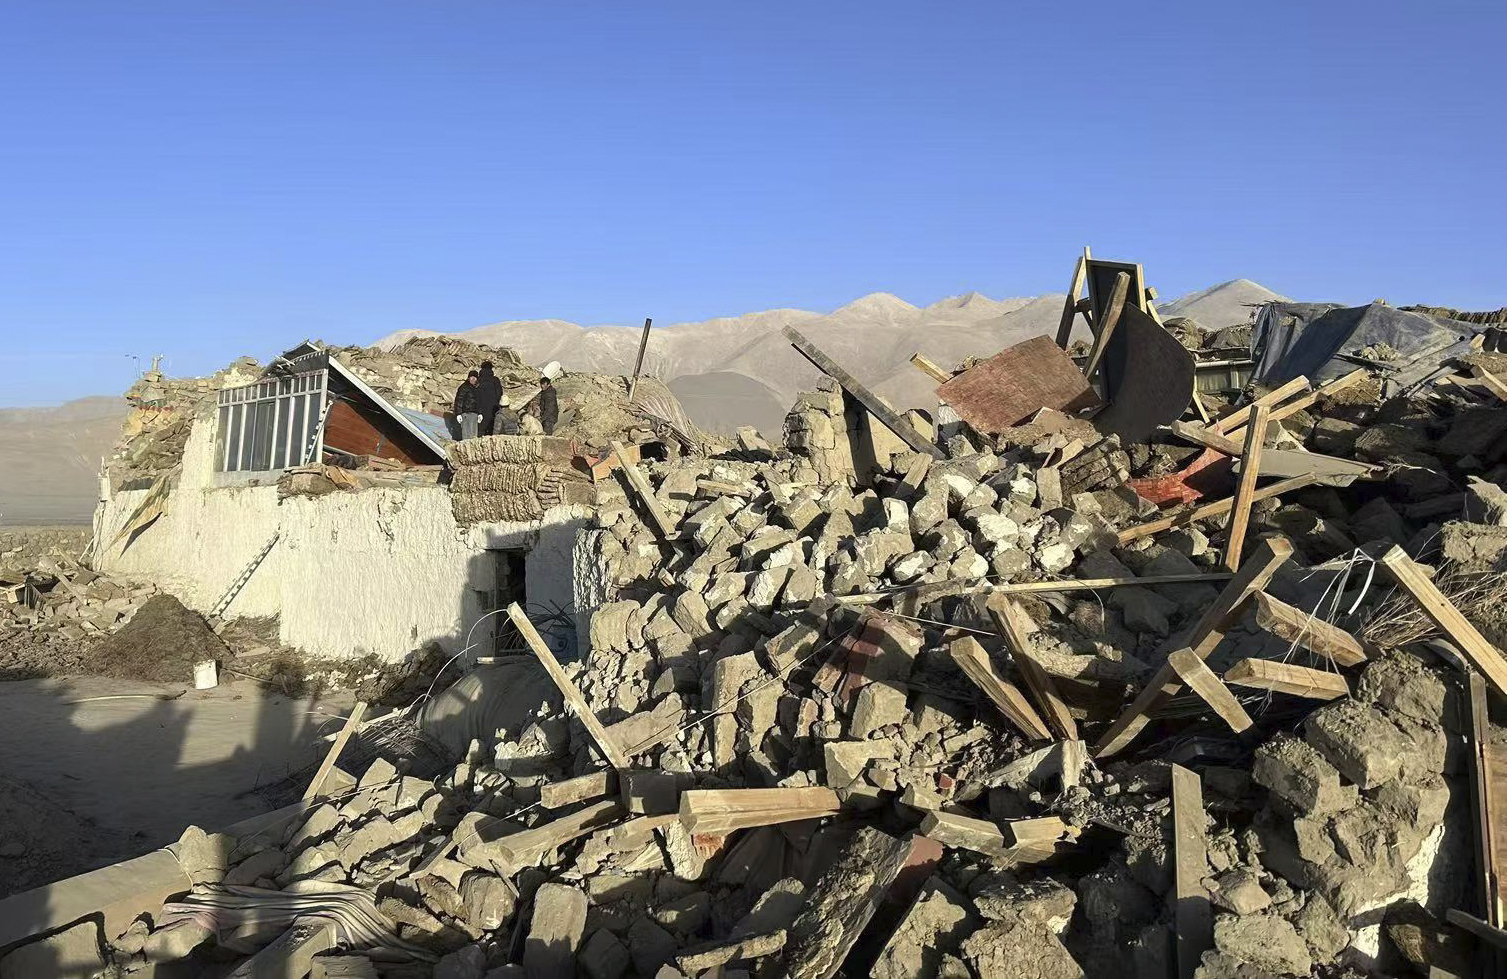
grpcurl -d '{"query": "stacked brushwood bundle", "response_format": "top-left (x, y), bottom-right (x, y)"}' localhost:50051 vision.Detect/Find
top-left (446, 434), bottom-right (588, 523)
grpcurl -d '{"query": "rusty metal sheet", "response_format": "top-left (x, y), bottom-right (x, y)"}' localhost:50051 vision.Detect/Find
top-left (937, 335), bottom-right (1102, 435)
top-left (1094, 305), bottom-right (1195, 443)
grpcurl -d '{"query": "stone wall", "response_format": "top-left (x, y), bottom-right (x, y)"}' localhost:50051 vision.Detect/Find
top-left (0, 527), bottom-right (92, 568)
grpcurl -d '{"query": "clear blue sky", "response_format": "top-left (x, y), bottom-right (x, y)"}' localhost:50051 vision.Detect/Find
top-left (2, 1), bottom-right (1503, 406)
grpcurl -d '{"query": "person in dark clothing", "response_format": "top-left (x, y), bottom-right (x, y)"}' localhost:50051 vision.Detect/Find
top-left (492, 394), bottom-right (521, 435)
top-left (538, 376), bottom-right (559, 434)
top-left (475, 361), bottom-right (502, 436)
top-left (454, 370), bottom-right (481, 439)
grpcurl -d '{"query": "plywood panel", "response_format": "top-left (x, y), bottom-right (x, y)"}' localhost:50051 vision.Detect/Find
top-left (323, 400), bottom-right (430, 466)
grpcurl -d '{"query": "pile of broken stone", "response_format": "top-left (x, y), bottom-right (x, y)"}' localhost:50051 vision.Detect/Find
top-left (61, 358), bottom-right (1507, 979)
top-left (0, 553), bottom-right (158, 646)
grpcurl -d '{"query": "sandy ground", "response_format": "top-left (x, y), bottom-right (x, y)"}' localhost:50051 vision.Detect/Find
top-left (0, 674), bottom-right (353, 896)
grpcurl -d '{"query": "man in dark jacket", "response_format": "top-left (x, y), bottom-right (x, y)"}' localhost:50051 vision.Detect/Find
top-left (454, 370), bottom-right (481, 439)
top-left (475, 361), bottom-right (502, 436)
top-left (538, 376), bottom-right (559, 434)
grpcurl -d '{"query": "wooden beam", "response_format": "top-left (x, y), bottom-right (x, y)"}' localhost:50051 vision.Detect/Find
top-left (1171, 764), bottom-right (1214, 979)
top-left (1167, 648), bottom-right (1254, 733)
top-left (303, 701), bottom-right (367, 803)
top-left (1224, 659), bottom-right (1349, 700)
top-left (1081, 271), bottom-right (1129, 381)
top-left (626, 316), bottom-right (653, 401)
top-left (1473, 365), bottom-right (1507, 402)
top-left (1188, 389), bottom-right (1213, 424)
top-left (1221, 404), bottom-right (1269, 571)
top-left (910, 352), bottom-right (952, 384)
top-left (1447, 908), bottom-right (1507, 952)
top-left (984, 594), bottom-right (1077, 740)
top-left (1116, 473), bottom-right (1323, 545)
top-left (1055, 252), bottom-right (1089, 349)
top-left (1167, 421), bottom-right (1377, 481)
top-left (836, 571), bottom-right (1236, 607)
top-left (780, 827), bottom-right (913, 979)
top-left (918, 810), bottom-right (1007, 858)
top-left (490, 799), bottom-right (625, 867)
top-left (540, 770), bottom-right (617, 809)
top-left (508, 602), bottom-right (632, 770)
top-left (679, 788), bottom-right (840, 832)
top-left (784, 327), bottom-right (945, 459)
top-left (1263, 369), bottom-right (1369, 426)
top-left (1379, 546), bottom-right (1507, 697)
top-left (949, 636), bottom-right (1053, 741)
top-left (1468, 673), bottom-right (1504, 929)
top-left (1212, 376), bottom-right (1311, 435)
top-left (1095, 538), bottom-right (1293, 758)
top-left (1250, 591), bottom-right (1367, 666)
top-left (608, 439), bottom-right (677, 540)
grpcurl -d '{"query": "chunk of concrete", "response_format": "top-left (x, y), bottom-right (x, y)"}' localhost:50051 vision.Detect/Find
top-left (524, 883), bottom-right (588, 979)
top-left (1251, 735), bottom-right (1356, 815)
top-left (1211, 912), bottom-right (1312, 977)
top-left (1304, 701), bottom-right (1408, 789)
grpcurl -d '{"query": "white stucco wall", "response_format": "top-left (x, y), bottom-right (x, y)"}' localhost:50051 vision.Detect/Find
top-left (93, 414), bottom-right (588, 663)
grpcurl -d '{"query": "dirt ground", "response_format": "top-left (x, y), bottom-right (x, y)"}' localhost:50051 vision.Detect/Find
top-left (0, 674), bottom-right (353, 898)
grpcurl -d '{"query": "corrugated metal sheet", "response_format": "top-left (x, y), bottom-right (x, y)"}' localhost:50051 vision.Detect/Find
top-left (396, 406), bottom-right (454, 445)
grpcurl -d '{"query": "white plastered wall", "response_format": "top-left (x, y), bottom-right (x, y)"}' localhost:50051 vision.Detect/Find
top-left (94, 414), bottom-right (586, 663)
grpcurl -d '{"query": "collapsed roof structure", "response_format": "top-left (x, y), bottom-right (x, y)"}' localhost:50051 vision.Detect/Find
top-left (8, 256), bottom-right (1507, 977)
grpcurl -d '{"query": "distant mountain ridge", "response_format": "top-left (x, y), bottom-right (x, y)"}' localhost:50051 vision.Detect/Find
top-left (376, 278), bottom-right (1286, 434)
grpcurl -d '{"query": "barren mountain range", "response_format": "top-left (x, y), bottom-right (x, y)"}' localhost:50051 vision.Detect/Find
top-left (1, 279), bottom-right (1283, 525)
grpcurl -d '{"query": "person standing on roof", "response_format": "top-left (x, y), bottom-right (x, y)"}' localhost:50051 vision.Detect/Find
top-left (538, 376), bottom-right (559, 434)
top-left (455, 370), bottom-right (481, 440)
top-left (493, 394), bottom-right (520, 435)
top-left (475, 360), bottom-right (502, 436)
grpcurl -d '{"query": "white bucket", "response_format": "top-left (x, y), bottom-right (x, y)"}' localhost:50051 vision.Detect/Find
top-left (193, 660), bottom-right (219, 690)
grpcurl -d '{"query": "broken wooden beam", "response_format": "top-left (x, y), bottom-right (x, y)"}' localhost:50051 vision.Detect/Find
top-left (1055, 250), bottom-right (1090, 349)
top-left (984, 594), bottom-right (1077, 740)
top-left (1264, 368), bottom-right (1368, 426)
top-left (1095, 538), bottom-right (1293, 758)
top-left (1167, 420), bottom-right (1377, 481)
top-left (1379, 546), bottom-right (1507, 697)
top-left (626, 316), bottom-right (653, 402)
top-left (1250, 591), bottom-right (1367, 666)
top-left (1212, 376), bottom-right (1311, 435)
top-left (1224, 659), bottom-right (1349, 700)
top-left (1221, 403), bottom-right (1270, 571)
top-left (1472, 365), bottom-right (1507, 402)
top-left (540, 771), bottom-right (617, 809)
top-left (949, 636), bottom-right (1053, 741)
top-left (784, 327), bottom-right (945, 459)
top-left (1171, 764), bottom-right (1214, 979)
top-left (1081, 270), bottom-right (1129, 381)
top-left (508, 602), bottom-right (632, 770)
top-left (780, 827), bottom-right (913, 979)
top-left (909, 352), bottom-right (952, 384)
top-left (303, 701), bottom-right (367, 803)
top-left (608, 439), bottom-right (678, 539)
top-left (1116, 473), bottom-right (1324, 545)
top-left (679, 788), bottom-right (840, 833)
top-left (488, 799), bottom-right (625, 867)
top-left (1167, 648), bottom-right (1254, 734)
top-left (837, 571), bottom-right (1236, 607)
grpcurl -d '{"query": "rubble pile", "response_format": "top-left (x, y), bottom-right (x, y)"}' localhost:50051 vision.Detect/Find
top-left (1, 554), bottom-right (163, 677)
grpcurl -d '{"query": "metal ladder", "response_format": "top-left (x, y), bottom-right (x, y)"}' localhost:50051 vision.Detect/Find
top-left (211, 530), bottom-right (281, 618)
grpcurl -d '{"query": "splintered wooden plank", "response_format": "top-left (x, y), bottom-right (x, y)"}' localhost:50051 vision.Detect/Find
top-left (1224, 659), bottom-right (1349, 700)
top-left (1171, 764), bottom-right (1214, 979)
top-left (509, 602), bottom-right (632, 770)
top-left (1379, 546), bottom-right (1507, 697)
top-left (609, 439), bottom-right (677, 539)
top-left (492, 799), bottom-right (625, 866)
top-left (1081, 271), bottom-right (1130, 381)
top-left (1055, 251), bottom-right (1089, 349)
top-left (1222, 404), bottom-right (1270, 571)
top-left (1473, 365), bottom-right (1507, 402)
top-left (910, 352), bottom-right (951, 384)
top-left (935, 335), bottom-right (1102, 436)
top-left (681, 788), bottom-right (839, 816)
top-left (1251, 592), bottom-right (1367, 666)
top-left (784, 327), bottom-right (945, 459)
top-left (949, 636), bottom-right (1053, 741)
top-left (1095, 538), bottom-right (1293, 758)
top-left (984, 594), bottom-right (1078, 741)
top-left (303, 701), bottom-right (367, 802)
top-left (1167, 648), bottom-right (1254, 733)
top-left (1116, 473), bottom-right (1324, 544)
top-left (1213, 376), bottom-right (1311, 435)
top-left (627, 316), bottom-right (653, 401)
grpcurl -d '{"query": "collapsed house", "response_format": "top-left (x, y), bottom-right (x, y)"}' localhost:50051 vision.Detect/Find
top-left (8, 262), bottom-right (1507, 977)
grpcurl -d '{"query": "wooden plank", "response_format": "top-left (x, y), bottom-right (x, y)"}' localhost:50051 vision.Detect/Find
top-left (1055, 252), bottom-right (1089, 349)
top-left (935, 336), bottom-right (1102, 436)
top-left (608, 439), bottom-right (677, 539)
top-left (1468, 673), bottom-right (1505, 932)
top-left (1224, 658), bottom-right (1349, 700)
top-left (684, 807), bottom-right (838, 834)
top-left (1263, 369), bottom-right (1369, 426)
top-left (1378, 546), bottom-right (1507, 697)
top-left (784, 327), bottom-right (945, 459)
top-left (918, 810), bottom-right (1007, 858)
top-left (491, 799), bottom-right (625, 866)
top-left (1116, 473), bottom-right (1324, 545)
top-left (303, 701), bottom-right (367, 802)
top-left (1167, 648), bottom-right (1254, 733)
top-left (1447, 908), bottom-right (1507, 952)
top-left (1095, 538), bottom-right (1293, 758)
top-left (910, 352), bottom-right (951, 384)
top-left (508, 602), bottom-right (632, 770)
top-left (1188, 389), bottom-right (1213, 424)
top-left (1081, 271), bottom-right (1129, 381)
top-left (1221, 404), bottom-right (1270, 571)
top-left (984, 594), bottom-right (1077, 740)
top-left (681, 787), bottom-right (839, 815)
top-left (1171, 764), bottom-right (1214, 979)
top-left (949, 636), bottom-right (1053, 741)
top-left (540, 770), bottom-right (617, 809)
top-left (626, 316), bottom-right (653, 401)
top-left (1168, 422), bottom-right (1377, 481)
top-left (835, 572), bottom-right (1236, 607)
top-left (1474, 365), bottom-right (1507, 402)
top-left (1212, 376), bottom-right (1310, 435)
top-left (1251, 592), bottom-right (1367, 666)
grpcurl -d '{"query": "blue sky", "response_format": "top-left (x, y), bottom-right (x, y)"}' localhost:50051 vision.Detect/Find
top-left (1, 1), bottom-right (1503, 406)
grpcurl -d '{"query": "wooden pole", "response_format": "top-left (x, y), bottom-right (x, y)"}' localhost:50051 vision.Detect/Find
top-left (1055, 251), bottom-right (1090, 349)
top-left (627, 317), bottom-right (653, 401)
top-left (303, 701), bottom-right (367, 802)
top-left (508, 602), bottom-right (631, 770)
top-left (1221, 404), bottom-right (1270, 571)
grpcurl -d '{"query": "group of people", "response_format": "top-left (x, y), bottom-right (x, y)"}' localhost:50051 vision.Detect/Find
top-left (453, 361), bottom-right (559, 439)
